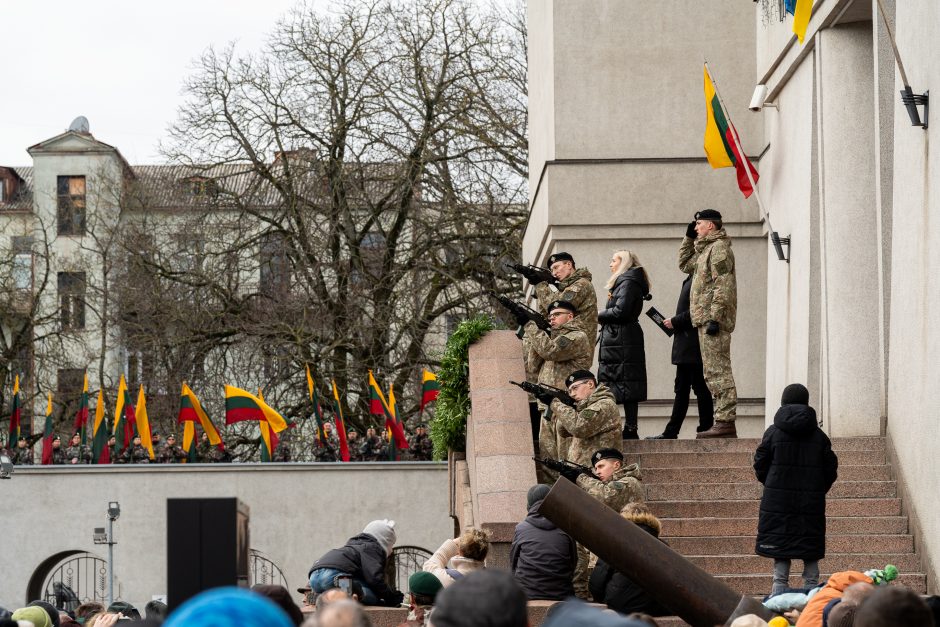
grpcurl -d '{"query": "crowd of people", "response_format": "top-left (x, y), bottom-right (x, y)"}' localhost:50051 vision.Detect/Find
top-left (2, 423), bottom-right (434, 466)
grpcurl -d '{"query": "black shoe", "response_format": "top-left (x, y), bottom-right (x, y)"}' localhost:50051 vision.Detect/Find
top-left (645, 433), bottom-right (677, 440)
top-left (622, 429), bottom-right (639, 440)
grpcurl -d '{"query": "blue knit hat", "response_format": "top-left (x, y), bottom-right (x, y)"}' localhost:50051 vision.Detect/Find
top-left (163, 587), bottom-right (293, 627)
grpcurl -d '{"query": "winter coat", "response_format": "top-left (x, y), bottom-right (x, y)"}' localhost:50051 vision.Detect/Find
top-left (754, 404), bottom-right (838, 561)
top-left (589, 516), bottom-right (669, 616)
top-left (423, 538), bottom-right (485, 587)
top-left (794, 570), bottom-right (873, 627)
top-left (535, 267), bottom-right (598, 347)
top-left (509, 499), bottom-right (578, 600)
top-left (678, 228), bottom-right (737, 332)
top-left (309, 533), bottom-right (402, 606)
top-left (549, 383), bottom-right (622, 469)
top-left (670, 274), bottom-right (702, 366)
top-left (597, 268), bottom-right (649, 403)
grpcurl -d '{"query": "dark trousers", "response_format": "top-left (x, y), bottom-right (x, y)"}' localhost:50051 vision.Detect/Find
top-left (622, 401), bottom-right (639, 438)
top-left (529, 402), bottom-right (541, 454)
top-left (662, 363), bottom-right (714, 437)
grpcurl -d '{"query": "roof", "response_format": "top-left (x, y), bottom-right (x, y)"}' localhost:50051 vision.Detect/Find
top-left (0, 167), bottom-right (33, 212)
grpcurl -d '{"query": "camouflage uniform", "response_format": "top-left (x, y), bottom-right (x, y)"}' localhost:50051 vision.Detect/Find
top-left (314, 440), bottom-right (338, 462)
top-left (346, 435), bottom-right (363, 461)
top-left (409, 433), bottom-right (434, 461)
top-left (535, 267), bottom-right (599, 347)
top-left (122, 444), bottom-right (152, 464)
top-left (523, 319), bottom-right (593, 483)
top-left (573, 463), bottom-right (645, 598)
top-left (361, 434), bottom-right (386, 461)
top-left (272, 440), bottom-right (291, 462)
top-left (66, 443), bottom-right (92, 465)
top-left (548, 384), bottom-right (622, 469)
top-left (51, 443), bottom-right (67, 465)
top-left (158, 442), bottom-right (187, 464)
top-left (11, 444), bottom-right (33, 465)
top-left (679, 229), bottom-right (738, 423)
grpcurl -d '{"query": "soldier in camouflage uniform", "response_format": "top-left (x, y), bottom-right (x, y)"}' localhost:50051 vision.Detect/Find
top-left (409, 425), bottom-right (434, 461)
top-left (574, 448), bottom-right (645, 599)
top-left (122, 435), bottom-right (152, 464)
top-left (314, 424), bottom-right (339, 462)
top-left (524, 300), bottom-right (593, 483)
top-left (548, 370), bottom-right (622, 470)
top-left (66, 432), bottom-right (92, 464)
top-left (361, 427), bottom-right (386, 461)
top-left (158, 434), bottom-right (187, 463)
top-left (678, 209), bottom-right (738, 438)
top-left (51, 435), bottom-right (67, 465)
top-left (534, 252), bottom-right (598, 347)
top-left (273, 433), bottom-right (292, 462)
top-left (11, 436), bottom-right (34, 465)
top-left (346, 430), bottom-right (363, 461)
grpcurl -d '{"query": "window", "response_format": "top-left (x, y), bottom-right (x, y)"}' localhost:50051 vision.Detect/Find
top-left (361, 231), bottom-right (386, 278)
top-left (57, 176), bottom-right (86, 235)
top-left (0, 178), bottom-right (5, 202)
top-left (57, 368), bottom-right (86, 425)
top-left (58, 272), bottom-right (86, 330)
top-left (175, 234), bottom-right (204, 274)
top-left (12, 236), bottom-right (33, 290)
top-left (259, 231), bottom-right (291, 294)
top-left (183, 176), bottom-right (219, 199)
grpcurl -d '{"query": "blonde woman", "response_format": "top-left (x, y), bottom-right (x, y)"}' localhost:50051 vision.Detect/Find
top-left (597, 251), bottom-right (651, 439)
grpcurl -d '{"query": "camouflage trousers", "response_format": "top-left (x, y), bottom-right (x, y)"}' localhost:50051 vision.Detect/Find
top-left (535, 408), bottom-right (571, 484)
top-left (698, 328), bottom-right (737, 423)
top-left (573, 543), bottom-right (591, 599)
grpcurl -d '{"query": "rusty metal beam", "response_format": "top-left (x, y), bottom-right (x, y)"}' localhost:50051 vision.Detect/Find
top-left (538, 478), bottom-right (774, 627)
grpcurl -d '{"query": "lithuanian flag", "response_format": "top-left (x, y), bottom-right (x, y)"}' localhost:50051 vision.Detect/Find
top-left (136, 385), bottom-right (154, 460)
top-left (178, 383), bottom-right (224, 460)
top-left (306, 365), bottom-right (328, 444)
top-left (704, 65), bottom-right (759, 198)
top-left (72, 372), bottom-right (90, 445)
top-left (367, 371), bottom-right (408, 451)
top-left (224, 385), bottom-right (288, 432)
top-left (41, 392), bottom-right (54, 465)
top-left (420, 370), bottom-right (440, 410)
top-left (92, 389), bottom-right (111, 464)
top-left (368, 370), bottom-right (386, 416)
top-left (114, 374), bottom-right (138, 456)
top-left (257, 389), bottom-right (278, 462)
top-left (331, 379), bottom-right (350, 462)
top-left (8, 375), bottom-right (21, 445)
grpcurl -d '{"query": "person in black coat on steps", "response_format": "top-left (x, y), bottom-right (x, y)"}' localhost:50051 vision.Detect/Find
top-left (647, 273), bottom-right (714, 439)
top-left (597, 250), bottom-right (651, 439)
top-left (754, 383), bottom-right (838, 596)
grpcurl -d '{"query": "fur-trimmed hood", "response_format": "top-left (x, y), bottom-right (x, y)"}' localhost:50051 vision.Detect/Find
top-left (621, 511), bottom-right (661, 537)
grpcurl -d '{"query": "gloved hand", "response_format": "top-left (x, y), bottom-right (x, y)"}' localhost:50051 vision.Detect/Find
top-left (560, 466), bottom-right (582, 483)
top-left (535, 391), bottom-right (556, 407)
top-left (706, 320), bottom-right (720, 335)
top-left (386, 590), bottom-right (405, 607)
top-left (515, 313), bottom-right (531, 329)
top-left (686, 220), bottom-right (697, 239)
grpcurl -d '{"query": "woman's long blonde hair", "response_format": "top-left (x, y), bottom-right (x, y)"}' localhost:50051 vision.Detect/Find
top-left (606, 250), bottom-right (652, 292)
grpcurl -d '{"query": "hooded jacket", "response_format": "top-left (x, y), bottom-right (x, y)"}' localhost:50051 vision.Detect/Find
top-left (597, 268), bottom-right (649, 403)
top-left (509, 499), bottom-right (578, 600)
top-left (754, 404), bottom-right (839, 560)
top-left (308, 533), bottom-right (401, 606)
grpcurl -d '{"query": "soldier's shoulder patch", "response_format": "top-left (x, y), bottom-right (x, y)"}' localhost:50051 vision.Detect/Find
top-left (610, 481), bottom-right (625, 490)
top-left (556, 335), bottom-right (571, 349)
top-left (713, 249), bottom-right (733, 275)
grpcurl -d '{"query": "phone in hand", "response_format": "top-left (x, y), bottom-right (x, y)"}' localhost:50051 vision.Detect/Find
top-left (335, 575), bottom-right (353, 595)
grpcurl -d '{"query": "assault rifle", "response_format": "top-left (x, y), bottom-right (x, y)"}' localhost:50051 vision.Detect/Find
top-left (503, 262), bottom-right (557, 287)
top-left (509, 380), bottom-right (575, 420)
top-left (533, 456), bottom-right (599, 482)
top-left (490, 292), bottom-right (551, 338)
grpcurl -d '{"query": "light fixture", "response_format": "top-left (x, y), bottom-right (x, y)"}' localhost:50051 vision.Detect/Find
top-left (771, 232), bottom-right (791, 263)
top-left (108, 501), bottom-right (121, 521)
top-left (0, 454), bottom-right (12, 479)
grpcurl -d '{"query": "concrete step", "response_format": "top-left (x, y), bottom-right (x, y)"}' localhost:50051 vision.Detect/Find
top-left (626, 449), bottom-right (885, 468)
top-left (649, 498), bottom-right (903, 519)
top-left (643, 465), bottom-right (890, 484)
top-left (717, 573), bottom-right (927, 596)
top-left (660, 516), bottom-right (908, 537)
top-left (647, 480), bottom-right (897, 501)
top-left (623, 437), bottom-right (885, 453)
top-left (685, 553), bottom-right (922, 575)
top-left (666, 534), bottom-right (914, 556)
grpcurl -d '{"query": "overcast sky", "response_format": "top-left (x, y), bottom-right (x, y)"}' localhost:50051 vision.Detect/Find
top-left (0, 0), bottom-right (307, 166)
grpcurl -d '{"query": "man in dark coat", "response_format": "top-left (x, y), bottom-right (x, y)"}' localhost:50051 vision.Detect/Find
top-left (597, 257), bottom-right (650, 439)
top-left (308, 519), bottom-right (404, 606)
top-left (648, 273), bottom-right (714, 439)
top-left (754, 383), bottom-right (838, 595)
top-left (509, 484), bottom-right (578, 600)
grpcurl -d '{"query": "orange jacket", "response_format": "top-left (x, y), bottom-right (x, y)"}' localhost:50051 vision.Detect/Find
top-left (795, 571), bottom-right (873, 627)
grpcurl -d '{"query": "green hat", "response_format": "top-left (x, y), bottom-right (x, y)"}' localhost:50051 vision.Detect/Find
top-left (409, 571), bottom-right (443, 599)
top-left (12, 607), bottom-right (52, 627)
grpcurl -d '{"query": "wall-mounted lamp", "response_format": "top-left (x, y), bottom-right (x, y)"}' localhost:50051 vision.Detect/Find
top-left (901, 87), bottom-right (929, 129)
top-left (771, 232), bottom-right (791, 263)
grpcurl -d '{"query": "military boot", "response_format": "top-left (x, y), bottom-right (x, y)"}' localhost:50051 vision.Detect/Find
top-left (695, 421), bottom-right (737, 439)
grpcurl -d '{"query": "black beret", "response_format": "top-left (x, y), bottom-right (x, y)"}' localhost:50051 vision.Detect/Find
top-left (565, 370), bottom-right (595, 388)
top-left (52, 435), bottom-right (61, 441)
top-left (695, 209), bottom-right (722, 221)
top-left (546, 252), bottom-right (574, 267)
top-left (547, 300), bottom-right (577, 314)
top-left (591, 448), bottom-right (624, 467)
top-left (17, 435), bottom-right (27, 442)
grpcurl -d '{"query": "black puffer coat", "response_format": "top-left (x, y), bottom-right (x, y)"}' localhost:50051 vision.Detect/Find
top-left (597, 268), bottom-right (649, 403)
top-left (308, 533), bottom-right (402, 606)
top-left (754, 404), bottom-right (838, 560)
top-left (670, 274), bottom-right (702, 365)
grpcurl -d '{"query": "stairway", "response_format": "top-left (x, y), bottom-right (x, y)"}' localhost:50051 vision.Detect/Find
top-left (622, 436), bottom-right (925, 625)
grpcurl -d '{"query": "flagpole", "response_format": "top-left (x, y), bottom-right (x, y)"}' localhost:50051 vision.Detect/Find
top-left (704, 60), bottom-right (775, 236)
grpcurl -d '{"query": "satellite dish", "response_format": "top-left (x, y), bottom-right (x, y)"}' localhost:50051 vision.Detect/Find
top-left (68, 116), bottom-right (90, 133)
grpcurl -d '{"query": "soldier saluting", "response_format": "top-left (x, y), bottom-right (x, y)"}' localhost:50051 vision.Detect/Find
top-left (678, 209), bottom-right (738, 438)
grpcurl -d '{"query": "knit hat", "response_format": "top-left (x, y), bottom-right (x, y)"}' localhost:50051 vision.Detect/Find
top-left (827, 602), bottom-right (858, 627)
top-left (11, 607), bottom-right (51, 627)
top-left (409, 571), bottom-right (443, 599)
top-left (527, 484), bottom-right (551, 508)
top-left (163, 587), bottom-right (293, 627)
top-left (781, 383), bottom-right (810, 406)
top-left (767, 618), bottom-right (790, 627)
top-left (26, 601), bottom-right (60, 627)
top-left (363, 519), bottom-right (397, 555)
top-left (864, 564), bottom-right (898, 585)
top-left (695, 209), bottom-right (723, 221)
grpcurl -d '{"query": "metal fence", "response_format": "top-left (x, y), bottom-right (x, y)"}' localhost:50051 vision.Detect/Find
top-left (42, 553), bottom-right (107, 611)
top-left (248, 549), bottom-right (289, 588)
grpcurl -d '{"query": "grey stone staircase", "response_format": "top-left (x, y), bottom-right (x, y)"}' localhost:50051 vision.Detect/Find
top-left (621, 436), bottom-right (924, 626)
